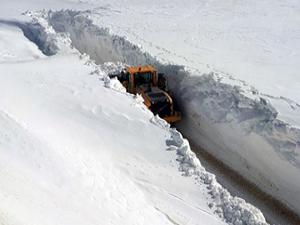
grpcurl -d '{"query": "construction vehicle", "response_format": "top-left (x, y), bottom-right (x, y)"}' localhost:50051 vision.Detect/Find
top-left (110, 65), bottom-right (181, 123)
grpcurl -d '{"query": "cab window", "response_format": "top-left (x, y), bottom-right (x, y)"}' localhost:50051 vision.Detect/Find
top-left (135, 72), bottom-right (152, 86)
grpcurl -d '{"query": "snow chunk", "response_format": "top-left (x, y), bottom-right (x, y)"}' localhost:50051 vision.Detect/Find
top-left (104, 76), bottom-right (126, 93)
top-left (22, 10), bottom-right (75, 55)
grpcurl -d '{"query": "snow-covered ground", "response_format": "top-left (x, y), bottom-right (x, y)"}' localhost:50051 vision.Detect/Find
top-left (62, 0), bottom-right (300, 216)
top-left (1, 0), bottom-right (300, 223)
top-left (0, 5), bottom-right (268, 225)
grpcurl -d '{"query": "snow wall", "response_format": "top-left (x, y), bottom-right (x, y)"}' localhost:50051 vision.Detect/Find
top-left (45, 10), bottom-right (300, 216)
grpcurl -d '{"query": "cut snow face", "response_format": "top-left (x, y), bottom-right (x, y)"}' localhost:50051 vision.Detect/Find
top-left (0, 19), bottom-right (59, 56)
top-left (0, 21), bottom-right (45, 62)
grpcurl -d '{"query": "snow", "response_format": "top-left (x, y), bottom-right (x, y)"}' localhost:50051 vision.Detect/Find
top-left (51, 1), bottom-right (300, 216)
top-left (0, 31), bottom-right (200, 225)
top-left (41, 8), bottom-right (300, 216)
top-left (0, 10), bottom-right (268, 225)
top-left (88, 0), bottom-right (300, 124)
top-left (0, 23), bottom-right (45, 62)
top-left (1, 0), bottom-right (300, 223)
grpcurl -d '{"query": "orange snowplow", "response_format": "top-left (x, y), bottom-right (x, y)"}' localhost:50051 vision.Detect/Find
top-left (111, 65), bottom-right (181, 123)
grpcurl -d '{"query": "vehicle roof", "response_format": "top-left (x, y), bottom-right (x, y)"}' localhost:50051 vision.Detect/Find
top-left (127, 65), bottom-right (156, 74)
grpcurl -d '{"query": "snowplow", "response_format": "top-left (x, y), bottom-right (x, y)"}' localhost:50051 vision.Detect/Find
top-left (110, 65), bottom-right (181, 123)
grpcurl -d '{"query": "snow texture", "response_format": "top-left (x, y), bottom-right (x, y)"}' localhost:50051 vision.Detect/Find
top-left (41, 9), bottom-right (300, 216)
top-left (47, 10), bottom-right (269, 224)
top-left (0, 9), bottom-right (269, 225)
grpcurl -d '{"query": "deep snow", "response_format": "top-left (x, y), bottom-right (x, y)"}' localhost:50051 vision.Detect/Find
top-left (87, 0), bottom-right (300, 128)
top-left (1, 0), bottom-right (300, 223)
top-left (36, 8), bottom-right (300, 217)
top-left (0, 10), bottom-right (268, 225)
top-left (0, 23), bottom-right (45, 62)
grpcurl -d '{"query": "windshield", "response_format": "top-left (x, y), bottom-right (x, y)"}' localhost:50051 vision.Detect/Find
top-left (135, 72), bottom-right (152, 87)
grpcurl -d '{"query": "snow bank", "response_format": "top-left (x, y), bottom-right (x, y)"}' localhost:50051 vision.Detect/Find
top-left (46, 10), bottom-right (151, 65)
top-left (169, 128), bottom-right (267, 225)
top-left (0, 21), bottom-right (44, 62)
top-left (173, 72), bottom-right (300, 215)
top-left (150, 116), bottom-right (267, 225)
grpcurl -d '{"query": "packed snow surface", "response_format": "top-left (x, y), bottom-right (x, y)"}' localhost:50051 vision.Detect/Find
top-left (0, 10), bottom-right (268, 225)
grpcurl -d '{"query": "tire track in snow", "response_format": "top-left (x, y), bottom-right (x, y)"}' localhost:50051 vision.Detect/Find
top-left (154, 207), bottom-right (181, 225)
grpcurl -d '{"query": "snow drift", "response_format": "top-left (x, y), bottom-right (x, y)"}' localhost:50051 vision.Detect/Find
top-left (40, 10), bottom-right (300, 216)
